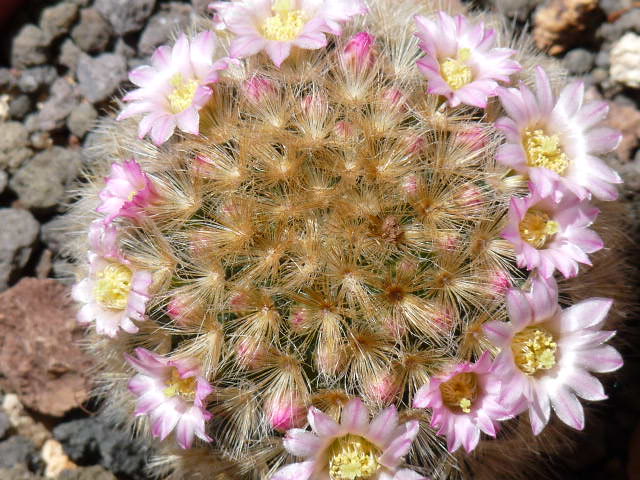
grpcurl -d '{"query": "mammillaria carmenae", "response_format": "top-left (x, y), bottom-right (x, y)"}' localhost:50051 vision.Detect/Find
top-left (64, 0), bottom-right (632, 478)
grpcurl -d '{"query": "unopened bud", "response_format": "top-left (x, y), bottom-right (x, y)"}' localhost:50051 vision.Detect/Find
top-left (243, 76), bottom-right (276, 103)
top-left (365, 373), bottom-right (399, 404)
top-left (235, 338), bottom-right (266, 369)
top-left (264, 395), bottom-right (307, 432)
top-left (489, 269), bottom-right (511, 297)
top-left (342, 32), bottom-right (376, 70)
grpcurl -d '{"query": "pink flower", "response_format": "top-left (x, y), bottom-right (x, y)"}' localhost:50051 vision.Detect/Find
top-left (501, 182), bottom-right (603, 278)
top-left (341, 31), bottom-right (376, 70)
top-left (272, 398), bottom-right (426, 480)
top-left (210, 0), bottom-right (367, 67)
top-left (242, 75), bottom-right (276, 102)
top-left (484, 276), bottom-right (623, 435)
top-left (413, 352), bottom-right (513, 453)
top-left (125, 348), bottom-right (214, 449)
top-left (118, 31), bottom-right (229, 145)
top-left (72, 224), bottom-right (152, 338)
top-left (495, 66), bottom-right (622, 201)
top-left (97, 159), bottom-right (159, 224)
top-left (415, 12), bottom-right (521, 108)
top-left (264, 394), bottom-right (307, 432)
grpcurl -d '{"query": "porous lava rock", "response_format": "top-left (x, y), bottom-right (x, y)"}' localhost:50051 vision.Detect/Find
top-left (0, 278), bottom-right (93, 417)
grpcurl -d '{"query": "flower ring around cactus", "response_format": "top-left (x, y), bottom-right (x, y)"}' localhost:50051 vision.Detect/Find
top-left (65, 1), bottom-right (631, 479)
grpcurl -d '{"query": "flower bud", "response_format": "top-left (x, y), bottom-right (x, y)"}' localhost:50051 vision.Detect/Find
top-left (364, 373), bottom-right (399, 404)
top-left (341, 32), bottom-right (376, 70)
top-left (264, 394), bottom-right (307, 432)
top-left (243, 76), bottom-right (276, 103)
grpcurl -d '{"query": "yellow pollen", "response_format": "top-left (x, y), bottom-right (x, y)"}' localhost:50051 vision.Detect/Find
top-left (260, 0), bottom-right (307, 42)
top-left (163, 367), bottom-right (198, 399)
top-left (440, 48), bottom-right (473, 90)
top-left (440, 372), bottom-right (478, 414)
top-left (167, 74), bottom-right (199, 114)
top-left (523, 129), bottom-right (569, 175)
top-left (328, 434), bottom-right (381, 480)
top-left (519, 209), bottom-right (559, 249)
top-left (511, 327), bottom-right (557, 375)
top-left (94, 263), bottom-right (133, 310)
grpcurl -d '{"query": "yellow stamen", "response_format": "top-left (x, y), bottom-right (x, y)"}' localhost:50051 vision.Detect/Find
top-left (328, 434), bottom-right (381, 480)
top-left (440, 48), bottom-right (473, 91)
top-left (519, 209), bottom-right (559, 249)
top-left (440, 372), bottom-right (478, 414)
top-left (167, 73), bottom-right (199, 114)
top-left (523, 129), bottom-right (569, 175)
top-left (511, 326), bottom-right (557, 375)
top-left (94, 263), bottom-right (133, 310)
top-left (260, 0), bottom-right (307, 42)
top-left (163, 367), bottom-right (198, 399)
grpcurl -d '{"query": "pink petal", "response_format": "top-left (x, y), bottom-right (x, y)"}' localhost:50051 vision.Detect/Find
top-left (340, 398), bottom-right (369, 433)
top-left (308, 407), bottom-right (340, 437)
top-left (483, 320), bottom-right (513, 346)
top-left (585, 127), bottom-right (622, 154)
top-left (506, 288), bottom-right (533, 329)
top-left (150, 115), bottom-right (177, 145)
top-left (271, 461), bottom-right (315, 480)
top-left (265, 41), bottom-right (293, 67)
top-left (554, 80), bottom-right (584, 118)
top-left (176, 107), bottom-right (200, 135)
top-left (575, 345), bottom-right (623, 373)
top-left (283, 429), bottom-right (322, 457)
top-left (558, 298), bottom-right (613, 332)
top-left (392, 469), bottom-right (429, 480)
top-left (378, 421), bottom-right (419, 467)
top-left (367, 405), bottom-right (399, 446)
top-left (564, 369), bottom-right (607, 401)
top-left (534, 66), bottom-right (554, 115)
top-left (549, 386), bottom-right (584, 430)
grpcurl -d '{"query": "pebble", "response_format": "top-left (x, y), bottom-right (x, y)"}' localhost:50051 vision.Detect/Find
top-left (39, 2), bottom-right (79, 41)
top-left (76, 53), bottom-right (127, 103)
top-left (34, 77), bottom-right (81, 132)
top-left (67, 103), bottom-right (98, 138)
top-left (192, 0), bottom-right (211, 14)
top-left (563, 48), bottom-right (595, 74)
top-left (9, 96), bottom-right (31, 121)
top-left (0, 171), bottom-right (7, 194)
top-left (611, 32), bottom-right (640, 89)
top-left (16, 66), bottom-right (57, 94)
top-left (9, 147), bottom-right (81, 210)
top-left (0, 209), bottom-right (39, 291)
top-left (607, 102), bottom-right (640, 161)
top-left (599, 0), bottom-right (633, 16)
top-left (58, 39), bottom-right (83, 72)
top-left (11, 25), bottom-right (49, 69)
top-left (138, 2), bottom-right (194, 55)
top-left (533, 0), bottom-right (604, 55)
top-left (2, 395), bottom-right (51, 449)
top-left (0, 122), bottom-right (30, 172)
top-left (71, 9), bottom-right (112, 54)
top-left (0, 436), bottom-right (39, 470)
top-left (94, 0), bottom-right (157, 36)
top-left (0, 410), bottom-right (10, 440)
top-left (491, 0), bottom-right (537, 21)
top-left (40, 216), bottom-right (68, 253)
top-left (598, 9), bottom-right (640, 44)
top-left (0, 464), bottom-right (42, 480)
top-left (54, 415), bottom-right (151, 479)
top-left (595, 50), bottom-right (610, 68)
top-left (58, 466), bottom-right (117, 480)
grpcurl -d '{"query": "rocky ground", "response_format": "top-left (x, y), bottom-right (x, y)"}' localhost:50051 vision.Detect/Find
top-left (0, 0), bottom-right (638, 478)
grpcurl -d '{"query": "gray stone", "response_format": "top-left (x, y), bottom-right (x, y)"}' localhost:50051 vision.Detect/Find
top-left (54, 414), bottom-right (151, 479)
top-left (0, 171), bottom-right (7, 194)
top-left (192, 0), bottom-right (210, 14)
top-left (0, 122), bottom-right (31, 172)
top-left (58, 39), bottom-right (82, 72)
top-left (9, 96), bottom-right (31, 121)
top-left (492, 0), bottom-right (537, 21)
top-left (599, 0), bottom-right (633, 16)
top-left (41, 216), bottom-right (68, 253)
top-left (77, 53), bottom-right (127, 103)
top-left (9, 147), bottom-right (82, 210)
top-left (0, 464), bottom-right (43, 480)
top-left (58, 466), bottom-right (117, 480)
top-left (114, 38), bottom-right (135, 60)
top-left (94, 0), bottom-right (157, 36)
top-left (0, 210), bottom-right (39, 291)
top-left (138, 3), bottom-right (194, 55)
top-left (35, 77), bottom-right (81, 132)
top-left (29, 132), bottom-right (52, 151)
top-left (16, 66), bottom-right (57, 94)
top-left (71, 8), bottom-right (112, 54)
top-left (11, 25), bottom-right (48, 69)
top-left (598, 9), bottom-right (640, 44)
top-left (40, 3), bottom-right (79, 40)
top-left (0, 69), bottom-right (17, 91)
top-left (67, 103), bottom-right (97, 138)
top-left (563, 48), bottom-right (595, 75)
top-left (595, 50), bottom-right (610, 68)
top-left (0, 410), bottom-right (10, 440)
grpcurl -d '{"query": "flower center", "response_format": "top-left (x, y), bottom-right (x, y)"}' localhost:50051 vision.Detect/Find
top-left (511, 326), bottom-right (557, 375)
top-left (163, 367), bottom-right (198, 399)
top-left (519, 209), bottom-right (559, 249)
top-left (168, 73), bottom-right (199, 114)
top-left (328, 434), bottom-right (381, 480)
top-left (94, 263), bottom-right (133, 310)
top-left (260, 0), bottom-right (307, 42)
top-left (440, 48), bottom-right (473, 90)
top-left (523, 129), bottom-right (568, 175)
top-left (439, 372), bottom-right (478, 414)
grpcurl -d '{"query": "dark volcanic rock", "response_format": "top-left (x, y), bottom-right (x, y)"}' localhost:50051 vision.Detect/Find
top-left (58, 466), bottom-right (117, 480)
top-left (0, 436), bottom-right (39, 470)
top-left (54, 415), bottom-right (151, 479)
top-left (0, 278), bottom-right (93, 417)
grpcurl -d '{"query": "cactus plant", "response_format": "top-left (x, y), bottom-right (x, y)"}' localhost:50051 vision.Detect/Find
top-left (64, 0), bottom-right (633, 479)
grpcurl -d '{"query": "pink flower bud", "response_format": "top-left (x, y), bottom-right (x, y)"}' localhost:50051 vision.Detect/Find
top-left (382, 88), bottom-right (406, 108)
top-left (264, 395), bottom-right (307, 432)
top-left (342, 32), bottom-right (376, 70)
top-left (365, 373), bottom-right (399, 403)
top-left (289, 308), bottom-right (310, 332)
top-left (457, 125), bottom-right (488, 150)
top-left (402, 174), bottom-right (419, 195)
top-left (433, 305), bottom-right (454, 330)
top-left (456, 185), bottom-right (484, 209)
top-left (334, 121), bottom-right (355, 139)
top-left (489, 269), bottom-right (511, 297)
top-left (243, 76), bottom-right (276, 103)
top-left (301, 94), bottom-right (327, 115)
top-left (235, 338), bottom-right (265, 369)
top-left (436, 231), bottom-right (460, 252)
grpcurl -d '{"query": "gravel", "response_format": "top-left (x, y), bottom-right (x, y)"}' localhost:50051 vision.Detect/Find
top-left (94, 0), bottom-right (157, 35)
top-left (0, 436), bottom-right (39, 470)
top-left (9, 147), bottom-right (82, 210)
top-left (71, 8), bottom-right (112, 54)
top-left (76, 53), bottom-right (127, 103)
top-left (563, 48), bottom-right (596, 74)
top-left (138, 2), bottom-right (194, 55)
top-left (0, 410), bottom-right (11, 440)
top-left (0, 209), bottom-right (39, 291)
top-left (33, 77), bottom-right (81, 132)
top-left (0, 122), bottom-right (31, 172)
top-left (67, 103), bottom-right (98, 138)
top-left (10, 25), bottom-right (49, 69)
top-left (40, 3), bottom-right (79, 40)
